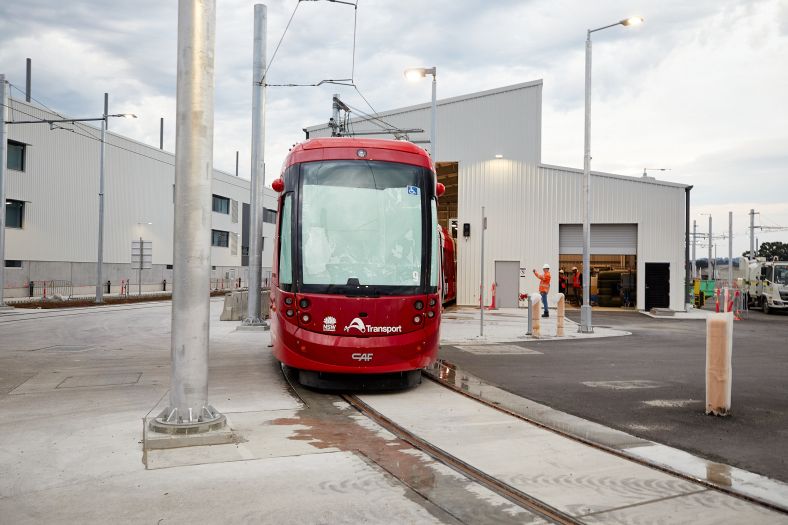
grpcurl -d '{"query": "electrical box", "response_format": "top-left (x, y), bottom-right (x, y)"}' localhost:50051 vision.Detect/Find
top-left (463, 223), bottom-right (471, 237)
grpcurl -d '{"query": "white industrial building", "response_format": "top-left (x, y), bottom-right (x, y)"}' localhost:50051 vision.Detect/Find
top-left (306, 80), bottom-right (691, 311)
top-left (2, 98), bottom-right (277, 298)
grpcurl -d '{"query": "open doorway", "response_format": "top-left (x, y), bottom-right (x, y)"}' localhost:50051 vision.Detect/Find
top-left (558, 255), bottom-right (637, 308)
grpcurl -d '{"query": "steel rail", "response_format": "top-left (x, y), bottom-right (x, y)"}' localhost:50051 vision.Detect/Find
top-left (342, 393), bottom-right (580, 525)
top-left (423, 362), bottom-right (788, 516)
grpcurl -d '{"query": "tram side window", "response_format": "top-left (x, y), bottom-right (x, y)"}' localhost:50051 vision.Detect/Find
top-left (430, 199), bottom-right (439, 288)
top-left (279, 194), bottom-right (293, 286)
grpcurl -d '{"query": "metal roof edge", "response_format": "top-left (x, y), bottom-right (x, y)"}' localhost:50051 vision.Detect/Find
top-left (538, 163), bottom-right (690, 189)
top-left (305, 79), bottom-right (544, 133)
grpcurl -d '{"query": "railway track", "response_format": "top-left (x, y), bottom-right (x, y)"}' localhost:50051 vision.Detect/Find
top-left (342, 392), bottom-right (581, 525)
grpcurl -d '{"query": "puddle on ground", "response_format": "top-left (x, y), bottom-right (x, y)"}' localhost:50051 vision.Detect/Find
top-left (271, 373), bottom-right (544, 524)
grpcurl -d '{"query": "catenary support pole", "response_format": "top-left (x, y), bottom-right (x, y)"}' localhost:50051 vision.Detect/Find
top-left (235, 150), bottom-right (239, 177)
top-left (580, 30), bottom-right (593, 333)
top-left (243, 3), bottom-right (268, 327)
top-left (0, 75), bottom-right (8, 307)
top-left (728, 211), bottom-right (733, 288)
top-left (480, 206), bottom-right (485, 337)
top-left (159, 117), bottom-right (164, 149)
top-left (692, 220), bottom-right (697, 278)
top-left (151, 0), bottom-right (224, 431)
top-left (749, 209), bottom-right (755, 259)
top-left (708, 215), bottom-right (713, 280)
top-left (95, 93), bottom-right (108, 304)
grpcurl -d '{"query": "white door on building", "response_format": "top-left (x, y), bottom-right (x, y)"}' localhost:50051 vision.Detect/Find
top-left (495, 261), bottom-right (520, 308)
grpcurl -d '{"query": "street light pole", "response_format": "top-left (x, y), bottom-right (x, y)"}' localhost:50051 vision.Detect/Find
top-left (0, 75), bottom-right (8, 308)
top-left (580, 16), bottom-right (643, 332)
top-left (404, 67), bottom-right (437, 160)
top-left (95, 93), bottom-right (108, 303)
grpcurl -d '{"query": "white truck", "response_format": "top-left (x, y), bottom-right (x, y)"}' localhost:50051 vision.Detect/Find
top-left (722, 257), bottom-right (788, 313)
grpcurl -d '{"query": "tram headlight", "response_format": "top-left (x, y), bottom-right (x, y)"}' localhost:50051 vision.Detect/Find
top-left (301, 313), bottom-right (311, 323)
top-left (299, 298), bottom-right (310, 309)
top-left (429, 298), bottom-right (437, 307)
top-left (414, 300), bottom-right (424, 310)
top-left (413, 315), bottom-right (422, 324)
top-left (427, 310), bottom-right (435, 318)
top-left (286, 309), bottom-right (295, 317)
top-left (284, 296), bottom-right (294, 306)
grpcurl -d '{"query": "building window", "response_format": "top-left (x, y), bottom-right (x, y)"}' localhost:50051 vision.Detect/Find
top-left (211, 229), bottom-right (229, 247)
top-left (263, 207), bottom-right (277, 224)
top-left (7, 140), bottom-right (25, 171)
top-left (166, 264), bottom-right (173, 270)
top-left (212, 194), bottom-right (230, 214)
top-left (4, 260), bottom-right (22, 268)
top-left (5, 199), bottom-right (24, 228)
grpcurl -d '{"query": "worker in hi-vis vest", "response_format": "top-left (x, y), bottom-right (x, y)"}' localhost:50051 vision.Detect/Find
top-left (533, 264), bottom-right (551, 318)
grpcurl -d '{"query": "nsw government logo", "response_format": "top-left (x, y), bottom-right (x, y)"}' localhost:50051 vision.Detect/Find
top-left (323, 316), bottom-right (336, 332)
top-left (344, 317), bottom-right (402, 334)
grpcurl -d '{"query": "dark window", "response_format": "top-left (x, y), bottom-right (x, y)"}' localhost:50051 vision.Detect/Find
top-left (5, 200), bottom-right (24, 228)
top-left (4, 260), bottom-right (22, 268)
top-left (212, 194), bottom-right (230, 214)
top-left (166, 264), bottom-right (173, 270)
top-left (263, 207), bottom-right (277, 224)
top-left (262, 236), bottom-right (265, 251)
top-left (211, 229), bottom-right (229, 247)
top-left (7, 140), bottom-right (25, 171)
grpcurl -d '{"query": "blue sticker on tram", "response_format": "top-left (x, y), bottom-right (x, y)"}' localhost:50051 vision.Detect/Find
top-left (407, 186), bottom-right (419, 196)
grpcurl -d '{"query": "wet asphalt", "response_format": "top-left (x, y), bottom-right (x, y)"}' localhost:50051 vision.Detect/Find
top-left (439, 308), bottom-right (788, 483)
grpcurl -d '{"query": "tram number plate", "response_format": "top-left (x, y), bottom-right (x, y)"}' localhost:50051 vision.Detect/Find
top-left (351, 353), bottom-right (374, 362)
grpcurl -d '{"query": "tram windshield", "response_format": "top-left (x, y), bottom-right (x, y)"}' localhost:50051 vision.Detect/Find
top-left (300, 160), bottom-right (428, 293)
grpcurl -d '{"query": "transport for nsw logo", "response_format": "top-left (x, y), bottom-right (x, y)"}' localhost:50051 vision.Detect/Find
top-left (344, 317), bottom-right (402, 334)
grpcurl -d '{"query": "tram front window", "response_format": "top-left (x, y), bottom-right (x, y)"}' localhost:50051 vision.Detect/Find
top-left (300, 160), bottom-right (426, 292)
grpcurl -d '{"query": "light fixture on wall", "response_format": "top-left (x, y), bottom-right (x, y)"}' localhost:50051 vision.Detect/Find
top-left (494, 154), bottom-right (503, 159)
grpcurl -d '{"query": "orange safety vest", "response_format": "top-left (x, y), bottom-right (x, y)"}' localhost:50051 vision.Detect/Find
top-left (572, 272), bottom-right (581, 288)
top-left (534, 270), bottom-right (551, 293)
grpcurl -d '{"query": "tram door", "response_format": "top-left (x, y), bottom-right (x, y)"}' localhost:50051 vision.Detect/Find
top-left (495, 261), bottom-right (520, 308)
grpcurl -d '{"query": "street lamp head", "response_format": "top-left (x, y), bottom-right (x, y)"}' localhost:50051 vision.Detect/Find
top-left (621, 16), bottom-right (644, 26)
top-left (404, 67), bottom-right (437, 81)
top-left (109, 113), bottom-right (138, 119)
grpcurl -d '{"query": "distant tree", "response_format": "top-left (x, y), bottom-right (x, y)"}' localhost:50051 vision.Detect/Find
top-left (742, 241), bottom-right (788, 260)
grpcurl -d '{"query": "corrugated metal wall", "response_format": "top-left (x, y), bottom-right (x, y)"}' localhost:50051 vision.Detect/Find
top-left (4, 99), bottom-right (276, 270)
top-left (458, 162), bottom-right (688, 311)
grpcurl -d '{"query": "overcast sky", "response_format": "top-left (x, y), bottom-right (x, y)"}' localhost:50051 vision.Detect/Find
top-left (1, 0), bottom-right (786, 257)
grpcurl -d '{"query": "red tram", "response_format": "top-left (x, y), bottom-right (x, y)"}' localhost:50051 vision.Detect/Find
top-left (269, 138), bottom-right (445, 388)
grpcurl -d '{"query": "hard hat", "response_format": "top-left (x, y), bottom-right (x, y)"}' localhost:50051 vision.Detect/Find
top-left (559, 269), bottom-right (565, 274)
top-left (572, 266), bottom-right (578, 271)
top-left (542, 263), bottom-right (550, 269)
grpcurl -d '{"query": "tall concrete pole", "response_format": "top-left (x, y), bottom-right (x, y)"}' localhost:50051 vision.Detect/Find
top-left (728, 211), bottom-right (733, 288)
top-left (95, 93), bottom-right (108, 304)
top-left (25, 59), bottom-right (31, 102)
top-left (244, 3), bottom-right (268, 327)
top-left (749, 208), bottom-right (756, 259)
top-left (580, 30), bottom-right (593, 333)
top-left (159, 117), bottom-right (164, 149)
top-left (0, 75), bottom-right (8, 307)
top-left (152, 0), bottom-right (224, 431)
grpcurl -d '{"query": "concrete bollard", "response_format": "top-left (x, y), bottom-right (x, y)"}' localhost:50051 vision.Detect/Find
top-left (530, 295), bottom-right (541, 338)
top-left (556, 293), bottom-right (565, 337)
top-left (706, 312), bottom-right (733, 416)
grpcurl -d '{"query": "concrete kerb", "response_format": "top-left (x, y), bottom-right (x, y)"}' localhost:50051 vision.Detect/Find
top-left (441, 306), bottom-right (629, 345)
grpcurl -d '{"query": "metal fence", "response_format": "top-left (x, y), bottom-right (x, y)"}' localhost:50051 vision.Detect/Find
top-left (30, 280), bottom-right (73, 299)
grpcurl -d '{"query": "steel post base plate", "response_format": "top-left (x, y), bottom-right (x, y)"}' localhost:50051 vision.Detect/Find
top-left (149, 405), bottom-right (226, 435)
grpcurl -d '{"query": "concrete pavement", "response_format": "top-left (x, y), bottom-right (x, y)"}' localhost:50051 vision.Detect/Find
top-left (1, 300), bottom-right (786, 523)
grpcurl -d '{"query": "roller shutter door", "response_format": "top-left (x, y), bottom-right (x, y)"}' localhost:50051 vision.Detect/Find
top-left (559, 224), bottom-right (637, 255)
